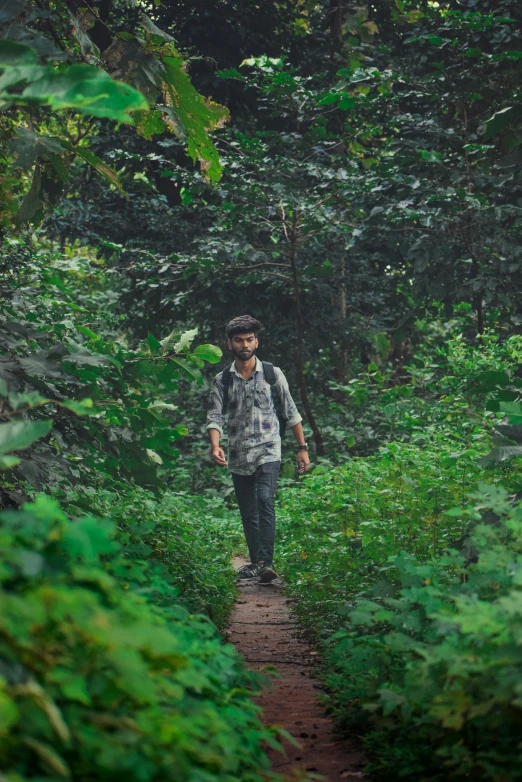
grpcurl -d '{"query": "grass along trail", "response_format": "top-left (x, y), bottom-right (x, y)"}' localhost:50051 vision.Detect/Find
top-left (227, 559), bottom-right (366, 781)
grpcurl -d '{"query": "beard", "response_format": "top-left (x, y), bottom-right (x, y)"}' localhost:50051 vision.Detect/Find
top-left (232, 346), bottom-right (256, 362)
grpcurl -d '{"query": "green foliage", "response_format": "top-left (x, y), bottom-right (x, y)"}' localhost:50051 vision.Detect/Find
top-left (324, 483), bottom-right (522, 780)
top-left (0, 44), bottom-right (148, 120)
top-left (3, 0), bottom-right (522, 778)
top-left (61, 481), bottom-right (242, 630)
top-left (0, 0), bottom-right (229, 227)
top-left (276, 331), bottom-right (522, 779)
top-left (0, 494), bottom-right (279, 781)
top-left (277, 437), bottom-right (486, 634)
top-left (0, 240), bottom-right (221, 492)
top-left (161, 54), bottom-right (229, 182)
top-left (0, 232), bottom-right (278, 777)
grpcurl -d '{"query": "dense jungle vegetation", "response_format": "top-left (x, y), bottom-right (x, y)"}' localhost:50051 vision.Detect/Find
top-left (1, 0), bottom-right (522, 779)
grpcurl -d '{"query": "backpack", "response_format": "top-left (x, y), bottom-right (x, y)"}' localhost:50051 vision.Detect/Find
top-left (221, 361), bottom-right (287, 436)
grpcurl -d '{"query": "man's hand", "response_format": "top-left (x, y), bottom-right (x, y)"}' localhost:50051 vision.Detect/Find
top-left (297, 449), bottom-right (311, 475)
top-left (210, 444), bottom-right (227, 467)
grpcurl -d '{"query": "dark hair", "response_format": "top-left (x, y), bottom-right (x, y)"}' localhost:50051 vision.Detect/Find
top-left (226, 315), bottom-right (263, 339)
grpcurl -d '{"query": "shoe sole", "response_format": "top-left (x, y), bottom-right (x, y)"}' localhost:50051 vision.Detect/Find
top-left (259, 567), bottom-right (277, 583)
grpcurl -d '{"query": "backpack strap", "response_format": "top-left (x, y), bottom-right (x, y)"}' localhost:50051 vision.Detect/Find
top-left (221, 364), bottom-right (233, 415)
top-left (262, 361), bottom-right (285, 423)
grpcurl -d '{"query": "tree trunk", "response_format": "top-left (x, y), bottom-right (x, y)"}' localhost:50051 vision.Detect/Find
top-left (462, 107), bottom-right (485, 338)
top-left (288, 213), bottom-right (325, 456)
top-left (329, 0), bottom-right (344, 59)
top-left (338, 255), bottom-right (348, 382)
top-left (471, 255), bottom-right (485, 336)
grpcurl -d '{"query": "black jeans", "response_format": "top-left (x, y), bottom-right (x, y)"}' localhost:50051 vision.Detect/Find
top-left (232, 461), bottom-right (280, 566)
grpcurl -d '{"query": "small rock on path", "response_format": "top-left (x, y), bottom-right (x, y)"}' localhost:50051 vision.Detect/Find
top-left (227, 559), bottom-right (366, 781)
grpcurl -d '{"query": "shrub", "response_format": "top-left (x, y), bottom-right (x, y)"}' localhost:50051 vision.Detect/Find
top-left (0, 495), bottom-right (278, 782)
top-left (276, 436), bottom-right (487, 637)
top-left (326, 483), bottom-right (522, 780)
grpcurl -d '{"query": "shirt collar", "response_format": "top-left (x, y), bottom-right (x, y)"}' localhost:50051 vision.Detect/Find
top-left (230, 357), bottom-right (263, 376)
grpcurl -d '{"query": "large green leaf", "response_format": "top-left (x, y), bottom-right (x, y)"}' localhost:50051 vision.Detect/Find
top-left (19, 352), bottom-right (62, 378)
top-left (15, 163), bottom-right (45, 225)
top-left (192, 344), bottom-right (222, 363)
top-left (0, 40), bottom-right (38, 66)
top-left (0, 63), bottom-right (44, 92)
top-left (64, 350), bottom-right (110, 367)
top-left (21, 64), bottom-right (148, 122)
top-left (0, 419), bottom-right (52, 455)
top-left (135, 108), bottom-right (166, 139)
top-left (60, 398), bottom-right (94, 417)
top-left (161, 53), bottom-right (229, 182)
top-left (499, 401), bottom-right (522, 423)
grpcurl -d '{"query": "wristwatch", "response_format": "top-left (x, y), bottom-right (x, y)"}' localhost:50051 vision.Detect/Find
top-left (297, 444), bottom-right (308, 451)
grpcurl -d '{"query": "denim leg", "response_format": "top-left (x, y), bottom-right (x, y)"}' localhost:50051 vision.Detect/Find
top-left (232, 472), bottom-right (259, 564)
top-left (255, 461), bottom-right (280, 566)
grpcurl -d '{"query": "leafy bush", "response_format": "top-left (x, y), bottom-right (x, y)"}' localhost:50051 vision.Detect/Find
top-left (0, 239), bottom-right (224, 496)
top-left (276, 333), bottom-right (522, 779)
top-left (61, 482), bottom-right (243, 630)
top-left (327, 326), bottom-right (522, 458)
top-left (276, 436), bottom-right (488, 637)
top-left (325, 482), bottom-right (522, 780)
top-left (0, 239), bottom-right (281, 780)
top-left (0, 495), bottom-right (278, 782)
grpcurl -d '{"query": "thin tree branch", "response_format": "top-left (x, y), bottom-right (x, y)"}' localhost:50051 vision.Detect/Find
top-left (278, 204), bottom-right (291, 244)
top-left (233, 262), bottom-right (291, 269)
top-left (215, 138), bottom-right (248, 158)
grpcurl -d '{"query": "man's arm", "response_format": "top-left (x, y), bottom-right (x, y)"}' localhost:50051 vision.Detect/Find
top-left (206, 376), bottom-right (227, 467)
top-left (275, 368), bottom-right (311, 474)
top-left (292, 421), bottom-right (311, 474)
top-left (208, 428), bottom-right (227, 466)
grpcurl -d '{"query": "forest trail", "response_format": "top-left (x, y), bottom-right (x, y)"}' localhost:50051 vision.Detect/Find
top-left (227, 558), bottom-right (366, 781)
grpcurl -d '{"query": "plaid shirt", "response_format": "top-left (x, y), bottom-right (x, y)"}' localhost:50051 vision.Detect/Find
top-left (206, 358), bottom-right (302, 475)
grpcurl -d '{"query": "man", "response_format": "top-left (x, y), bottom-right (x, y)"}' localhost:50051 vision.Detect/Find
top-left (206, 315), bottom-right (311, 583)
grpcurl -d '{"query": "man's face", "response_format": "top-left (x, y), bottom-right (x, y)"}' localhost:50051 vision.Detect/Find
top-left (228, 332), bottom-right (258, 362)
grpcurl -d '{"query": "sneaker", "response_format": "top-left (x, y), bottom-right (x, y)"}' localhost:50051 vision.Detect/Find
top-left (236, 562), bottom-right (262, 579)
top-left (259, 564), bottom-right (278, 583)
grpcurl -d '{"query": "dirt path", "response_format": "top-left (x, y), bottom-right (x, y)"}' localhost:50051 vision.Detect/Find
top-left (227, 559), bottom-right (366, 781)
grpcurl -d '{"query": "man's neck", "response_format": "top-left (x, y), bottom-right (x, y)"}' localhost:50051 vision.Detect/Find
top-left (235, 356), bottom-right (256, 379)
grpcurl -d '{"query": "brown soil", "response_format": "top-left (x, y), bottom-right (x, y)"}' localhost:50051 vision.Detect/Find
top-left (227, 559), bottom-right (366, 781)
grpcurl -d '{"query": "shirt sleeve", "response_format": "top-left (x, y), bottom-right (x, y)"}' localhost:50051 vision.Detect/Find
top-left (206, 373), bottom-right (224, 435)
top-left (274, 367), bottom-right (302, 428)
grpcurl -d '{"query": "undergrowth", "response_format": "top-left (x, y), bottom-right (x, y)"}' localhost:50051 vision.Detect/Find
top-left (276, 331), bottom-right (522, 780)
top-left (0, 492), bottom-right (280, 782)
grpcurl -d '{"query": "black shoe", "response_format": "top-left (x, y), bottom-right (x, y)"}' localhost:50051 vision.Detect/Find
top-left (236, 562), bottom-right (263, 580)
top-left (259, 564), bottom-right (277, 583)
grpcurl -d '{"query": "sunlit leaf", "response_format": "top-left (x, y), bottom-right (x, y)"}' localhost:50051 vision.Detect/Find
top-left (21, 64), bottom-right (148, 122)
top-left (192, 343), bottom-right (222, 363)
